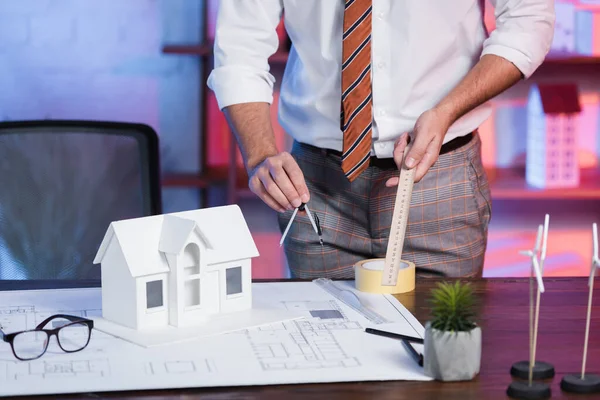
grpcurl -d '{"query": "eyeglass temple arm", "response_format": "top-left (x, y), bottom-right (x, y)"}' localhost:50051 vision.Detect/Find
top-left (35, 314), bottom-right (89, 330)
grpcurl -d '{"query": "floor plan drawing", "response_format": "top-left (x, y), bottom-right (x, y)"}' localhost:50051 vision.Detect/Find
top-left (0, 306), bottom-right (35, 315)
top-left (245, 299), bottom-right (363, 371)
top-left (0, 282), bottom-right (430, 397)
top-left (282, 300), bottom-right (362, 329)
top-left (283, 300), bottom-right (353, 320)
top-left (34, 309), bottom-right (102, 324)
top-left (249, 328), bottom-right (360, 371)
top-left (0, 359), bottom-right (110, 381)
top-left (145, 359), bottom-right (216, 375)
top-left (0, 306), bottom-right (35, 331)
top-left (0, 305), bottom-right (101, 331)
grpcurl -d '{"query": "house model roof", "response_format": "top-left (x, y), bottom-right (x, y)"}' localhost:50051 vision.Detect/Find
top-left (532, 83), bottom-right (581, 114)
top-left (93, 204), bottom-right (260, 277)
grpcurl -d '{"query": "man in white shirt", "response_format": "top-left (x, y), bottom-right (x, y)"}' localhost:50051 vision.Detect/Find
top-left (208, 0), bottom-right (555, 278)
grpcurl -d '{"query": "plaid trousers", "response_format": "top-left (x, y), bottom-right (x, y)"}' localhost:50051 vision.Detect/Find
top-left (277, 132), bottom-right (492, 279)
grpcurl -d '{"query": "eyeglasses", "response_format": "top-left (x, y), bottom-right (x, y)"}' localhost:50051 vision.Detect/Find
top-left (0, 314), bottom-right (94, 361)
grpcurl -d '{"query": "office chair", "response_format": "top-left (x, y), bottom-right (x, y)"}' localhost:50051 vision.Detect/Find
top-left (0, 120), bottom-right (161, 290)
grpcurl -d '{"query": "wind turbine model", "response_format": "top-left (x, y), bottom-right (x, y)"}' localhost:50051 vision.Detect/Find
top-left (560, 222), bottom-right (600, 394)
top-left (507, 219), bottom-right (552, 400)
top-left (511, 215), bottom-right (555, 381)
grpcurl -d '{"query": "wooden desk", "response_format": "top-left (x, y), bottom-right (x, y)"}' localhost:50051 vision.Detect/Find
top-left (10, 277), bottom-right (600, 399)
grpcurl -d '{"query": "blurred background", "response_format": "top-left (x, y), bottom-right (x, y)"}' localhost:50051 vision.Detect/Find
top-left (0, 0), bottom-right (599, 282)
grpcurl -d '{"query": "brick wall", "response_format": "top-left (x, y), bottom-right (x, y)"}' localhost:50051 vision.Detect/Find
top-left (0, 0), bottom-right (204, 213)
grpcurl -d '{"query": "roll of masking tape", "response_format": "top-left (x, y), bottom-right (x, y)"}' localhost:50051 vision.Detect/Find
top-left (354, 258), bottom-right (415, 294)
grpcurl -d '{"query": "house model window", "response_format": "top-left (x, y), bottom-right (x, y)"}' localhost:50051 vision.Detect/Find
top-left (146, 280), bottom-right (163, 309)
top-left (92, 204), bottom-right (260, 331)
top-left (182, 243), bottom-right (201, 308)
top-left (226, 266), bottom-right (242, 295)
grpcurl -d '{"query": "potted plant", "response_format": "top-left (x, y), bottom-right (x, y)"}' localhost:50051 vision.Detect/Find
top-left (423, 280), bottom-right (481, 381)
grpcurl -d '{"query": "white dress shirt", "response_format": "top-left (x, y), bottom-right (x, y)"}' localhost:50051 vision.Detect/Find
top-left (207, 0), bottom-right (554, 158)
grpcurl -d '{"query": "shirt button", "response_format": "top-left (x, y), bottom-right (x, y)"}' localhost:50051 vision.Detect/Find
top-left (377, 12), bottom-right (385, 19)
top-left (377, 62), bottom-right (385, 68)
top-left (379, 110), bottom-right (386, 116)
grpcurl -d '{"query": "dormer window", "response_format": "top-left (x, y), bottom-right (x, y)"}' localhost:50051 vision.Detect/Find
top-left (182, 243), bottom-right (201, 308)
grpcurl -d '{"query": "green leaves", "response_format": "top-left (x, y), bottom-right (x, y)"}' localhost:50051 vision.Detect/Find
top-left (428, 281), bottom-right (477, 332)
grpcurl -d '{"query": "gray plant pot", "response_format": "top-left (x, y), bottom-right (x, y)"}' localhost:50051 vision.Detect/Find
top-left (423, 321), bottom-right (482, 381)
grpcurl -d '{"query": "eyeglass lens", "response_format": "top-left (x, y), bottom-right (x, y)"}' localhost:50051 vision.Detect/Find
top-left (12, 331), bottom-right (48, 360)
top-left (57, 322), bottom-right (90, 352)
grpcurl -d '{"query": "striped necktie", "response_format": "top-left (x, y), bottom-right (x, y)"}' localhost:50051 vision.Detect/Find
top-left (340, 0), bottom-right (373, 181)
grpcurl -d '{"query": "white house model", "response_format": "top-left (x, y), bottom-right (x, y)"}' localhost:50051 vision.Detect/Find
top-left (526, 83), bottom-right (581, 189)
top-left (92, 204), bottom-right (259, 332)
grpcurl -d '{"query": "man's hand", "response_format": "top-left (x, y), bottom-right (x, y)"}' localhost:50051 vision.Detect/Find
top-left (222, 102), bottom-right (310, 213)
top-left (387, 54), bottom-right (523, 187)
top-left (386, 108), bottom-right (453, 187)
top-left (248, 152), bottom-right (310, 213)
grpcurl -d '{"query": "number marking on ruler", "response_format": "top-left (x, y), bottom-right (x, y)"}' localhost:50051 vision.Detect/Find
top-left (381, 147), bottom-right (415, 286)
top-left (313, 278), bottom-right (390, 324)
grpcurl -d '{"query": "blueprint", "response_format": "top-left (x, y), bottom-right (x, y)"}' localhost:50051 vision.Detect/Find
top-left (0, 281), bottom-right (430, 397)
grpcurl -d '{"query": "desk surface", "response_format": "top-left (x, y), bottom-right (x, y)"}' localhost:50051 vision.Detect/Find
top-left (8, 277), bottom-right (600, 400)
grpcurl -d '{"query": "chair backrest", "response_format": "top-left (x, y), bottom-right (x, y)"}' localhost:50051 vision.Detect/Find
top-left (0, 120), bottom-right (161, 290)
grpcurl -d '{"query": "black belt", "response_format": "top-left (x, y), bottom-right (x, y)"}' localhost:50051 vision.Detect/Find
top-left (319, 131), bottom-right (474, 159)
top-left (438, 131), bottom-right (474, 155)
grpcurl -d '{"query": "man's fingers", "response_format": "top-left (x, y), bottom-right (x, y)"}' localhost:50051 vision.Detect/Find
top-left (405, 132), bottom-right (433, 170)
top-left (414, 152), bottom-right (435, 182)
top-left (260, 189), bottom-right (287, 213)
top-left (385, 176), bottom-right (399, 187)
top-left (389, 133), bottom-right (411, 187)
top-left (247, 153), bottom-right (311, 213)
top-left (257, 170), bottom-right (293, 211)
top-left (249, 176), bottom-right (286, 213)
top-left (281, 153), bottom-right (310, 204)
top-left (266, 157), bottom-right (302, 208)
top-left (414, 141), bottom-right (442, 182)
top-left (393, 133), bottom-right (409, 170)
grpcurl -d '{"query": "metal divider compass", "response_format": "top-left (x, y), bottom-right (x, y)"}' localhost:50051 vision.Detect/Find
top-left (279, 203), bottom-right (323, 247)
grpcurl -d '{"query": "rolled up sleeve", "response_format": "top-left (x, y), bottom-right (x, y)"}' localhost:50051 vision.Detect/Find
top-left (207, 0), bottom-right (284, 110)
top-left (482, 0), bottom-right (555, 78)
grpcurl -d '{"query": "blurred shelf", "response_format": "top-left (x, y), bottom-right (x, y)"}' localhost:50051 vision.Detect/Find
top-left (162, 43), bottom-right (289, 64)
top-left (163, 166), bottom-right (600, 201)
top-left (163, 43), bottom-right (600, 67)
top-left (162, 166), bottom-right (257, 202)
top-left (162, 166), bottom-right (248, 187)
top-left (162, 44), bottom-right (212, 56)
top-left (162, 166), bottom-right (238, 188)
top-left (487, 167), bottom-right (600, 200)
top-left (543, 54), bottom-right (600, 65)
